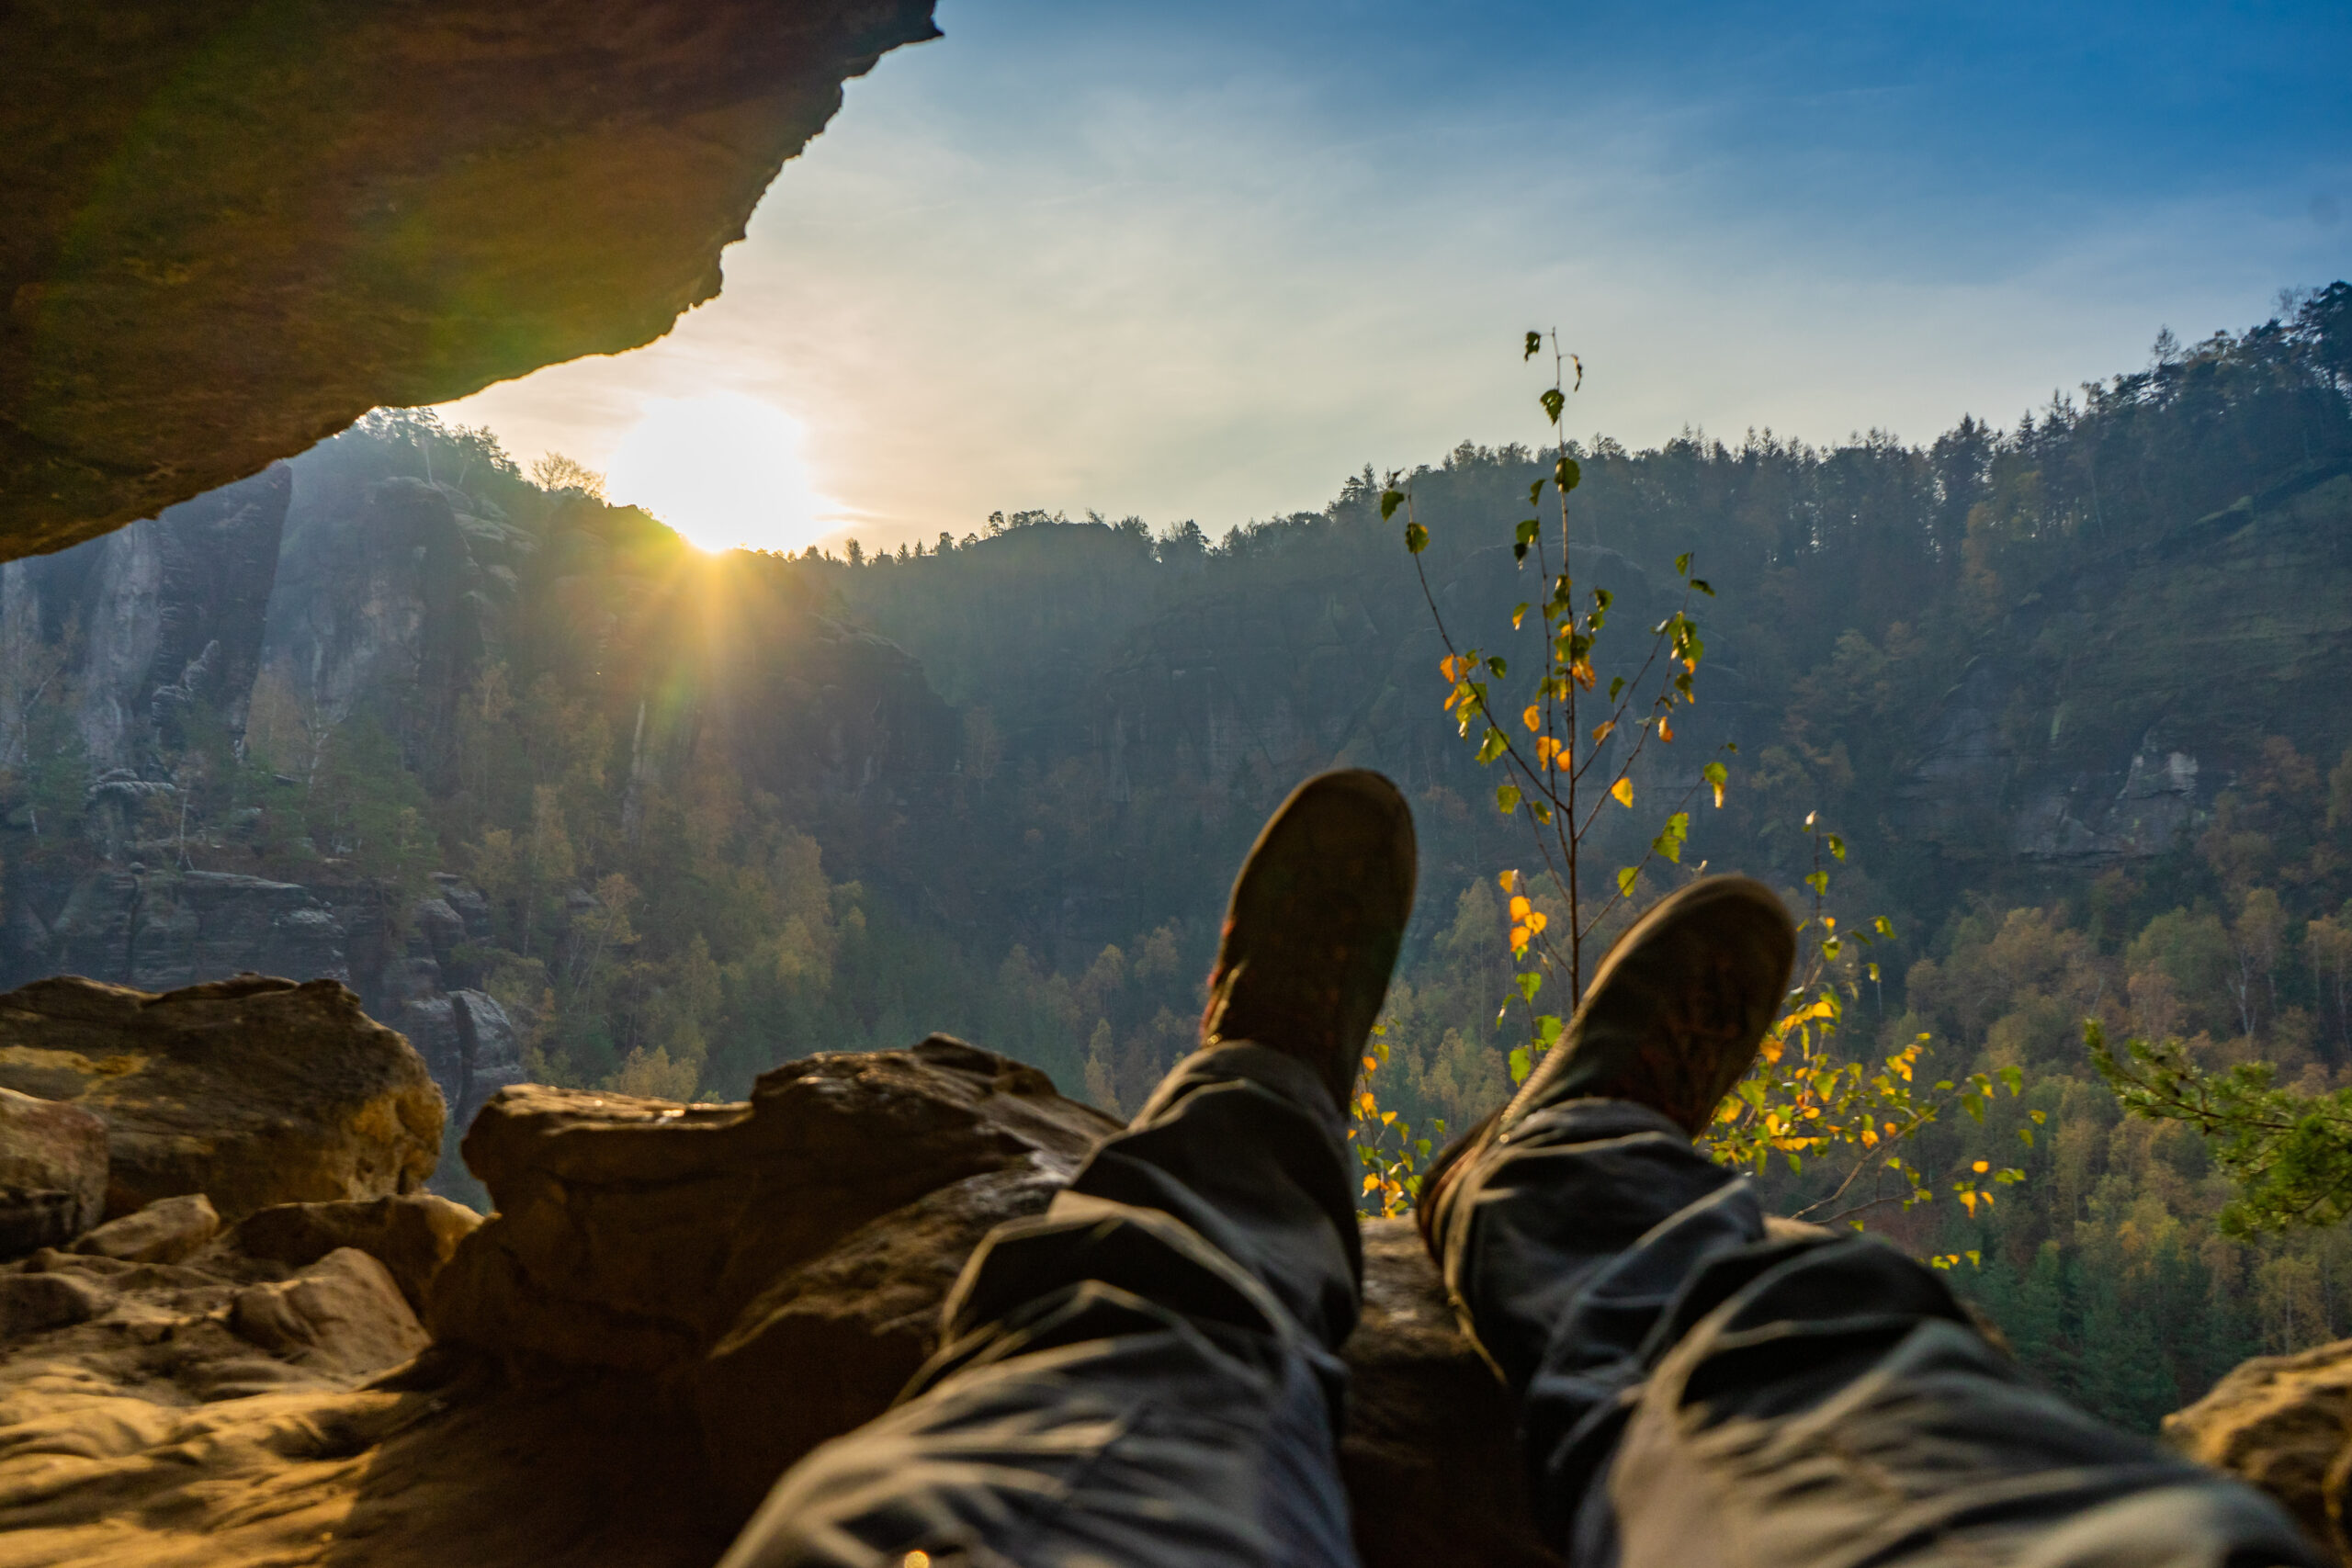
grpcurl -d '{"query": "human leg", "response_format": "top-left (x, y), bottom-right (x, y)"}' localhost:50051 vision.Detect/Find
top-left (719, 772), bottom-right (1417, 1568)
top-left (1422, 876), bottom-right (2326, 1568)
top-left (718, 1043), bottom-right (1363, 1568)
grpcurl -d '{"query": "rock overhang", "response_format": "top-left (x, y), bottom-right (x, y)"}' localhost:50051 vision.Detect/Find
top-left (1, 0), bottom-right (943, 559)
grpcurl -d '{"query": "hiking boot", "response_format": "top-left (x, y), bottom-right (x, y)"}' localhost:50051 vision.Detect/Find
top-left (1201, 770), bottom-right (1418, 1111)
top-left (1417, 874), bottom-right (1794, 1258)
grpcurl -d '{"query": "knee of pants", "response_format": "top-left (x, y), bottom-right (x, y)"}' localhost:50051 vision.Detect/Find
top-left (720, 1327), bottom-right (1352, 1568)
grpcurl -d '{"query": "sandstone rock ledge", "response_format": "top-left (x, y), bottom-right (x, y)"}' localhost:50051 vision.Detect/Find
top-left (0, 1035), bottom-right (1553, 1568)
top-left (2168, 1338), bottom-right (2352, 1562)
top-left (8, 1023), bottom-right (2349, 1566)
top-left (0, 975), bottom-right (443, 1221)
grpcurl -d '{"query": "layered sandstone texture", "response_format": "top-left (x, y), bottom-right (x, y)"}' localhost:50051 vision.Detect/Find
top-left (0, 0), bottom-right (942, 558)
top-left (6, 1024), bottom-right (2339, 1567)
top-left (0, 975), bottom-right (442, 1220)
top-left (2168, 1337), bottom-right (2352, 1562)
top-left (0, 1036), bottom-right (1556, 1568)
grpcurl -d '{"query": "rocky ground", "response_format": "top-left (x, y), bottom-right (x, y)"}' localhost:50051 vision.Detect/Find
top-left (0, 973), bottom-right (2345, 1567)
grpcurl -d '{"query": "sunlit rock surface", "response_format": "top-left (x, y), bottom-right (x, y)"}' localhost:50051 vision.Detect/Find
top-left (0, 975), bottom-right (441, 1220)
top-left (2168, 1337), bottom-right (2352, 1562)
top-left (0, 1034), bottom-right (1563, 1568)
top-left (7, 1022), bottom-right (2350, 1567)
top-left (0, 0), bottom-right (942, 558)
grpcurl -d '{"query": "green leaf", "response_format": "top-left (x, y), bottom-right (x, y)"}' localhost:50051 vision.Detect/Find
top-left (1690, 579), bottom-right (1714, 596)
top-left (1528, 480), bottom-right (1545, 506)
top-left (1496, 783), bottom-right (1522, 815)
top-left (1476, 728), bottom-right (1510, 765)
top-left (1517, 972), bottom-right (1542, 1004)
top-left (1405, 522), bottom-right (1429, 554)
top-left (1381, 489), bottom-right (1407, 521)
top-left (1509, 1045), bottom-right (1532, 1085)
top-left (1513, 518), bottom-right (1541, 562)
top-left (1524, 330), bottom-right (1542, 361)
top-left (1555, 456), bottom-right (1581, 491)
top-left (1536, 1013), bottom-right (1565, 1046)
top-left (1541, 388), bottom-right (1566, 424)
top-left (1652, 811), bottom-right (1690, 864)
top-left (1609, 675), bottom-right (1626, 702)
top-left (1805, 870), bottom-right (1829, 896)
top-left (1486, 656), bottom-right (1508, 678)
top-left (1826, 832), bottom-right (1847, 862)
top-left (1616, 865), bottom-right (1638, 897)
top-left (1674, 552), bottom-right (1691, 575)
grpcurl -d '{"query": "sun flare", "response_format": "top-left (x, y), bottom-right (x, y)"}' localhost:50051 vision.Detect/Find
top-left (602, 394), bottom-right (839, 554)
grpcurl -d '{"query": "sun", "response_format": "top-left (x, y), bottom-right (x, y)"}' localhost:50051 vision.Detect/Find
top-left (602, 394), bottom-right (839, 553)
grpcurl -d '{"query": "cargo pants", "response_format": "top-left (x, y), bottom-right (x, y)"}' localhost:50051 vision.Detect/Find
top-left (718, 1043), bottom-right (2324, 1568)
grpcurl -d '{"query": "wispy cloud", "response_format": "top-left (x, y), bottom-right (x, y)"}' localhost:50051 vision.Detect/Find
top-left (440, 0), bottom-right (2352, 551)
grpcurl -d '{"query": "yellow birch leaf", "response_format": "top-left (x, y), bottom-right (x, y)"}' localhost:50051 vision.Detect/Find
top-left (1611, 777), bottom-right (1634, 807)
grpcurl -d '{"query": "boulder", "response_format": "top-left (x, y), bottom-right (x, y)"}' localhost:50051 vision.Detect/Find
top-left (433, 1036), bottom-right (1553, 1565)
top-left (233, 1194), bottom-right (483, 1314)
top-left (230, 1247), bottom-right (432, 1378)
top-left (432, 1036), bottom-right (1112, 1375)
top-left (0, 1088), bottom-right (107, 1256)
top-left (72, 1192), bottom-right (220, 1264)
top-left (0, 973), bottom-right (442, 1220)
top-left (0, 1269), bottom-right (111, 1337)
top-left (2166, 1337), bottom-right (2352, 1560)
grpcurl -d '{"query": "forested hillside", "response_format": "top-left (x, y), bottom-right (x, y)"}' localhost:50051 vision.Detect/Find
top-left (2, 285), bottom-right (2348, 1427)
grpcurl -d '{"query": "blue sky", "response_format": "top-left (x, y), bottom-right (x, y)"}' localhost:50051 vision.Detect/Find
top-left (441, 0), bottom-right (2352, 552)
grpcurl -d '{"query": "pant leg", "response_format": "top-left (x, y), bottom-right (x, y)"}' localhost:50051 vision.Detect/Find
top-left (1444, 1097), bottom-right (2328, 1568)
top-left (718, 1044), bottom-right (1365, 1568)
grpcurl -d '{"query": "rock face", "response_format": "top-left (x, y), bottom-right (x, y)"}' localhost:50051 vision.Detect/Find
top-left (6, 870), bottom-right (351, 994)
top-left (1, 0), bottom-right (944, 558)
top-left (1896, 472), bottom-right (2352, 867)
top-left (0, 1088), bottom-right (107, 1257)
top-left (2167, 1337), bottom-right (2352, 1561)
top-left (0, 974), bottom-right (441, 1220)
top-left (0, 465), bottom-right (288, 779)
